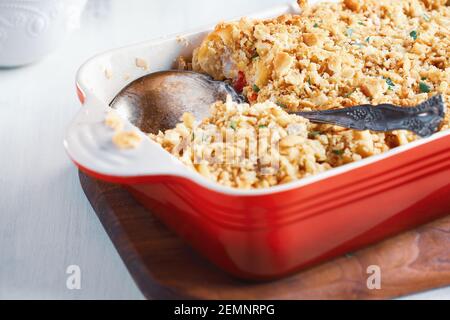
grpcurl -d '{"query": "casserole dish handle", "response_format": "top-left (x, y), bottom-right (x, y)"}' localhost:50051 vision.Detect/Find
top-left (64, 94), bottom-right (189, 183)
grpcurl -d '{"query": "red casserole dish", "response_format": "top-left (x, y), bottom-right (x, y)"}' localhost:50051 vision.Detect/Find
top-left (66, 2), bottom-right (450, 279)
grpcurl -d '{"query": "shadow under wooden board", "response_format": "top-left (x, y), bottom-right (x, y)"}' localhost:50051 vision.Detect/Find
top-left (79, 171), bottom-right (450, 300)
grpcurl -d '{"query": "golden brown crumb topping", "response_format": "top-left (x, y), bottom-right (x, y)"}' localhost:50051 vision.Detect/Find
top-left (111, 0), bottom-right (450, 190)
top-left (192, 0), bottom-right (449, 120)
top-left (106, 112), bottom-right (142, 149)
top-left (151, 99), bottom-right (335, 189)
top-left (149, 98), bottom-right (405, 189)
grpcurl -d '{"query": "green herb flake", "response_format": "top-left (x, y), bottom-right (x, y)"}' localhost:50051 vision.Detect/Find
top-left (346, 28), bottom-right (354, 37)
top-left (344, 90), bottom-right (355, 98)
top-left (358, 21), bottom-right (365, 26)
top-left (383, 76), bottom-right (395, 89)
top-left (410, 30), bottom-right (418, 41)
top-left (259, 125), bottom-right (268, 129)
top-left (308, 131), bottom-right (322, 138)
top-left (421, 76), bottom-right (427, 81)
top-left (313, 23), bottom-right (319, 28)
top-left (252, 84), bottom-right (260, 93)
top-left (276, 101), bottom-right (287, 109)
top-left (230, 121), bottom-right (237, 130)
top-left (419, 82), bottom-right (431, 93)
top-left (365, 36), bottom-right (371, 43)
top-left (333, 149), bottom-right (345, 156)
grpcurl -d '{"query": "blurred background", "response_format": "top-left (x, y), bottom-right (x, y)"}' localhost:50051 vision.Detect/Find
top-left (0, 0), bottom-right (449, 300)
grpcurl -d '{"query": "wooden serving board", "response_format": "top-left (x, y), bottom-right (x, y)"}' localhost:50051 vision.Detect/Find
top-left (79, 171), bottom-right (450, 300)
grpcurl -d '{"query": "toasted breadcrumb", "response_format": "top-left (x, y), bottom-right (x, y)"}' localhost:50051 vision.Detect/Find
top-left (105, 111), bottom-right (124, 132)
top-left (298, 0), bottom-right (309, 9)
top-left (104, 68), bottom-right (113, 80)
top-left (106, 111), bottom-right (142, 149)
top-left (176, 35), bottom-right (190, 47)
top-left (176, 56), bottom-right (192, 71)
top-left (135, 57), bottom-right (149, 70)
top-left (343, 0), bottom-right (361, 12)
top-left (113, 131), bottom-right (142, 149)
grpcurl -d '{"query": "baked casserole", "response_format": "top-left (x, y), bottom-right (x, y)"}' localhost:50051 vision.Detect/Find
top-left (112, 0), bottom-right (450, 189)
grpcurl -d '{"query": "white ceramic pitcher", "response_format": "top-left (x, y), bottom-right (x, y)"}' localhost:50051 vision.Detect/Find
top-left (0, 0), bottom-right (87, 67)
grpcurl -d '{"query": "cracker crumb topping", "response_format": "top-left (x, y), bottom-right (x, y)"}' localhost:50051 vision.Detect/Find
top-left (135, 57), bottom-right (149, 70)
top-left (109, 0), bottom-right (449, 189)
top-left (106, 111), bottom-right (142, 149)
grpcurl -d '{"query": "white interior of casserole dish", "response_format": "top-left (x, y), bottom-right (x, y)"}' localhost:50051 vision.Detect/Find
top-left (65, 0), bottom-right (450, 196)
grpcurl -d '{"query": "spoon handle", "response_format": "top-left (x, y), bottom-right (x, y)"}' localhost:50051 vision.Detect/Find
top-left (295, 95), bottom-right (446, 137)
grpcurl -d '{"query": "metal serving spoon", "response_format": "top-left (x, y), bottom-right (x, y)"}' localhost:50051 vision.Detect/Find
top-left (110, 70), bottom-right (445, 137)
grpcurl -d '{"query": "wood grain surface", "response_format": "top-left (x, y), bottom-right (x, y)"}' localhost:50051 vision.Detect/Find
top-left (79, 171), bottom-right (450, 300)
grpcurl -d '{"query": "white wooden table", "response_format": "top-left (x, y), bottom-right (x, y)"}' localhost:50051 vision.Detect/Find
top-left (0, 0), bottom-right (449, 300)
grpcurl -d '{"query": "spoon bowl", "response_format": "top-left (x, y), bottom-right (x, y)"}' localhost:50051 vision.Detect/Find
top-left (110, 71), bottom-right (243, 134)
